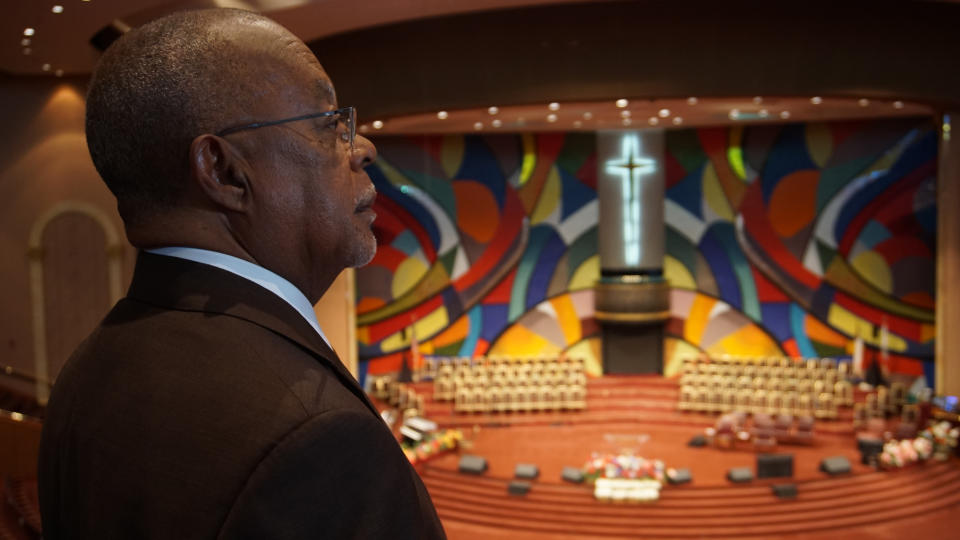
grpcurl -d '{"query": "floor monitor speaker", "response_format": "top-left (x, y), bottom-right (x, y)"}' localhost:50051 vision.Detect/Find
top-left (757, 453), bottom-right (794, 479)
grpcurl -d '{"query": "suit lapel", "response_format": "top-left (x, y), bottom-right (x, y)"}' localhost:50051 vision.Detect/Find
top-left (127, 251), bottom-right (381, 418)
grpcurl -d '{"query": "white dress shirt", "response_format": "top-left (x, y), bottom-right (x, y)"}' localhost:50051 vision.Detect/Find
top-left (146, 247), bottom-right (331, 347)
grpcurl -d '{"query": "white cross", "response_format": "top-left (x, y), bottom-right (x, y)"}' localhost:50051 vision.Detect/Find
top-left (605, 135), bottom-right (656, 266)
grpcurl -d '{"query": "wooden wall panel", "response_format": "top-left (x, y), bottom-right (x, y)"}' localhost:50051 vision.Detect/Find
top-left (937, 113), bottom-right (960, 396)
top-left (40, 213), bottom-right (111, 386)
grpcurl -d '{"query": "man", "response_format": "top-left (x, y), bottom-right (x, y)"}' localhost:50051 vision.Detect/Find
top-left (38, 8), bottom-right (445, 539)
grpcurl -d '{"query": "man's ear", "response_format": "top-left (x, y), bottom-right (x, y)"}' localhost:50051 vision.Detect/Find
top-left (189, 134), bottom-right (250, 212)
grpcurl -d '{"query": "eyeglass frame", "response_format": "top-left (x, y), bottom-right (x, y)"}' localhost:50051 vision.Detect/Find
top-left (214, 106), bottom-right (356, 150)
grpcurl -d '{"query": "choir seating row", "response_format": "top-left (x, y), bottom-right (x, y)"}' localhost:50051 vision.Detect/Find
top-left (681, 358), bottom-right (845, 384)
top-left (435, 371), bottom-right (586, 396)
top-left (678, 386), bottom-right (840, 419)
top-left (452, 384), bottom-right (586, 413)
top-left (421, 355), bottom-right (586, 382)
top-left (683, 355), bottom-right (844, 371)
top-left (434, 361), bottom-right (587, 402)
top-left (678, 375), bottom-right (854, 405)
top-left (372, 378), bottom-right (426, 418)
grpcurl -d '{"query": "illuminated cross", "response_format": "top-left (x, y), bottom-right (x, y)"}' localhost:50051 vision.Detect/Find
top-left (604, 135), bottom-right (656, 266)
top-left (605, 135), bottom-right (656, 182)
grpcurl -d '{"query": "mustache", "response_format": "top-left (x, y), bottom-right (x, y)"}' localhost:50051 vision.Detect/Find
top-left (356, 187), bottom-right (377, 210)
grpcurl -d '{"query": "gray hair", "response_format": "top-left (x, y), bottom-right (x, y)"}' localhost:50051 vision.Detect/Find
top-left (85, 8), bottom-right (287, 225)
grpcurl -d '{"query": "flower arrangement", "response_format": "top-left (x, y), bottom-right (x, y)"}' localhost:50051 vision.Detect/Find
top-left (879, 438), bottom-right (930, 468)
top-left (921, 420), bottom-right (959, 460)
top-left (878, 421), bottom-right (957, 469)
top-left (582, 452), bottom-right (666, 484)
top-left (401, 428), bottom-right (463, 465)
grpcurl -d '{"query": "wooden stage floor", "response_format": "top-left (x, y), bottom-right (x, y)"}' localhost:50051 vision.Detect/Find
top-left (397, 375), bottom-right (960, 539)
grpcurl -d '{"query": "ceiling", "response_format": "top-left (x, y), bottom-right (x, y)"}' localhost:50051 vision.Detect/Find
top-left (3, 0), bottom-right (947, 132)
top-left (3, 0), bottom-right (598, 76)
top-left (363, 96), bottom-right (932, 135)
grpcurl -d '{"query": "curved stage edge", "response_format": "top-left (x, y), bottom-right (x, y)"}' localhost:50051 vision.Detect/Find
top-left (396, 375), bottom-right (960, 539)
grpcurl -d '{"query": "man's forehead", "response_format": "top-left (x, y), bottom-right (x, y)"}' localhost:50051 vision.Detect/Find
top-left (313, 78), bottom-right (337, 106)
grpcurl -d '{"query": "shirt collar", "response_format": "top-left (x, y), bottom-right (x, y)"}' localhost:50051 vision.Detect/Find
top-left (145, 247), bottom-right (331, 348)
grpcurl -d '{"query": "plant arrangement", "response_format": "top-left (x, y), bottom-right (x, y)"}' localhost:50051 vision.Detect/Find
top-left (582, 452), bottom-right (666, 484)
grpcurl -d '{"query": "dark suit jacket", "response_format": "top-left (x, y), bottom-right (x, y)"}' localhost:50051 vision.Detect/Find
top-left (38, 252), bottom-right (445, 539)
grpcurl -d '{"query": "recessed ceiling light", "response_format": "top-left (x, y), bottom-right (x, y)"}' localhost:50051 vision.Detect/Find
top-left (372, 120), bottom-right (384, 130)
top-left (672, 117), bottom-right (683, 125)
top-left (487, 106), bottom-right (499, 115)
top-left (753, 96), bottom-right (763, 104)
top-left (52, 5), bottom-right (64, 14)
top-left (22, 48), bottom-right (31, 55)
top-left (893, 100), bottom-right (904, 109)
top-left (780, 110), bottom-right (791, 119)
top-left (573, 120), bottom-right (583, 128)
top-left (548, 102), bottom-right (560, 111)
top-left (615, 98), bottom-right (628, 108)
top-left (620, 110), bottom-right (631, 118)
top-left (473, 122), bottom-right (483, 130)
top-left (546, 113), bottom-right (558, 123)
top-left (491, 119), bottom-right (502, 128)
top-left (42, 63), bottom-right (51, 71)
top-left (658, 108), bottom-right (670, 118)
top-left (810, 96), bottom-right (823, 105)
top-left (729, 109), bottom-right (741, 120)
top-left (648, 117), bottom-right (659, 126)
top-left (437, 111), bottom-right (448, 120)
top-left (55, 69), bottom-right (63, 77)
top-left (758, 109), bottom-right (769, 118)
top-left (24, 28), bottom-right (35, 36)
top-left (359, 124), bottom-right (369, 133)
top-left (21, 38), bottom-right (30, 46)
top-left (622, 118), bottom-right (632, 126)
top-left (858, 98), bottom-right (870, 107)
top-left (582, 112), bottom-right (593, 120)
top-left (687, 97), bottom-right (698, 105)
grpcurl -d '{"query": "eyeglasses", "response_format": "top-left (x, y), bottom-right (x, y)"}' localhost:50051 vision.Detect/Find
top-left (215, 106), bottom-right (356, 150)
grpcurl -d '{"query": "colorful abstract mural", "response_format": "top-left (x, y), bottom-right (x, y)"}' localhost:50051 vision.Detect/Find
top-left (663, 118), bottom-right (937, 382)
top-left (357, 117), bottom-right (937, 387)
top-left (356, 133), bottom-right (601, 383)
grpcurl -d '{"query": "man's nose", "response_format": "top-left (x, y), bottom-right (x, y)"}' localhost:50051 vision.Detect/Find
top-left (351, 134), bottom-right (377, 170)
